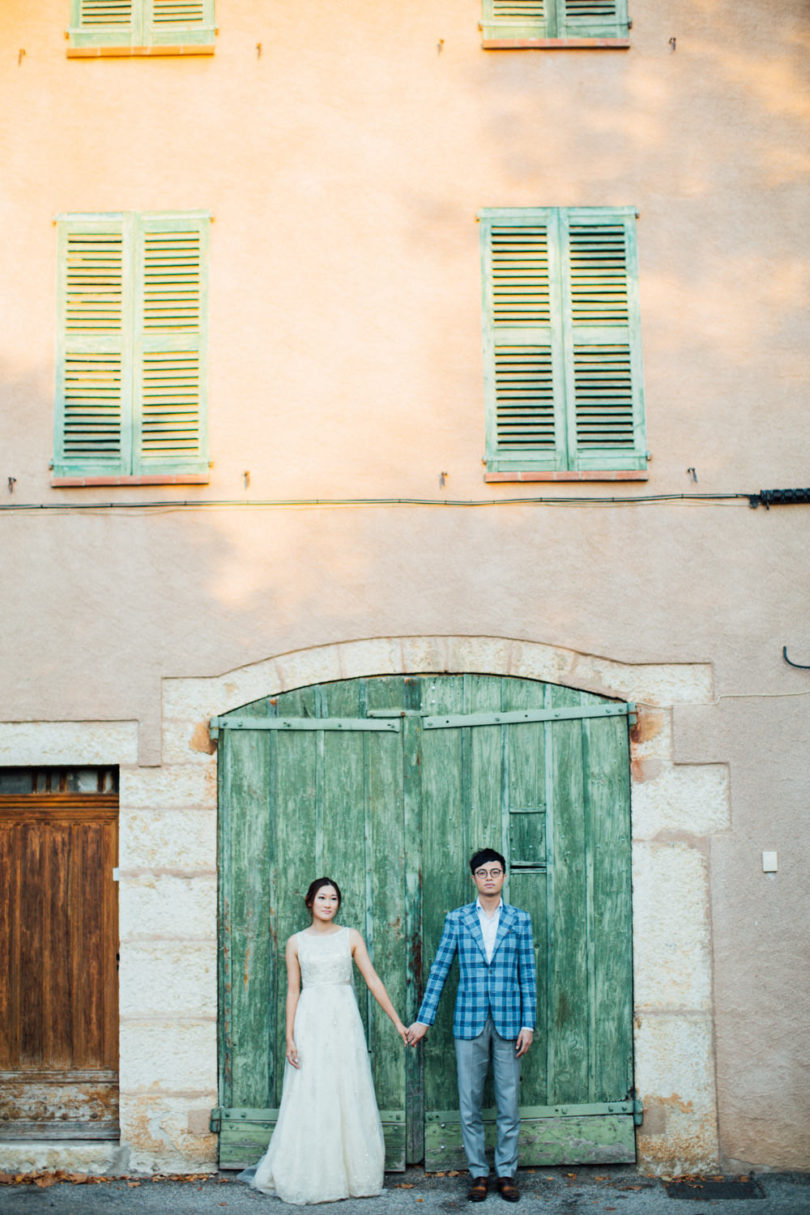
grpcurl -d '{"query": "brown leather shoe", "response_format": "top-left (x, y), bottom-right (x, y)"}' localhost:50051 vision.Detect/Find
top-left (495, 1176), bottom-right (520, 1202)
top-left (468, 1175), bottom-right (489, 1202)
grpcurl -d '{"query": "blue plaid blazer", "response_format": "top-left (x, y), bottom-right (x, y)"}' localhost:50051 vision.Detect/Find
top-left (416, 901), bottom-right (537, 1040)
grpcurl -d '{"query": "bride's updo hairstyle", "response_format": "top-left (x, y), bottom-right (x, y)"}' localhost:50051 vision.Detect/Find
top-left (304, 876), bottom-right (342, 913)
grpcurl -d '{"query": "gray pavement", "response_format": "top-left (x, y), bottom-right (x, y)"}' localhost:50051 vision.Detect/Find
top-left (0, 1169), bottom-right (808, 1215)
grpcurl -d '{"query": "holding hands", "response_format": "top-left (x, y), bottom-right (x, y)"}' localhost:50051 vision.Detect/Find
top-left (405, 1022), bottom-right (428, 1046)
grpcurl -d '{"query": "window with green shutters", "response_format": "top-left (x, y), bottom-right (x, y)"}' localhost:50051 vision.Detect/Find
top-left (53, 212), bottom-right (210, 484)
top-left (479, 207), bottom-right (647, 480)
top-left (67, 0), bottom-right (216, 55)
top-left (481, 0), bottom-right (629, 45)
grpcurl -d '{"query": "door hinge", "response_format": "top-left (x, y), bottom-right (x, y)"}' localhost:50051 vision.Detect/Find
top-left (633, 1098), bottom-right (644, 1126)
top-left (209, 1107), bottom-right (222, 1133)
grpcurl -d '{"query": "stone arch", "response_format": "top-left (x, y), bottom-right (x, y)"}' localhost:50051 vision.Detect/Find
top-left (110, 636), bottom-right (727, 1174)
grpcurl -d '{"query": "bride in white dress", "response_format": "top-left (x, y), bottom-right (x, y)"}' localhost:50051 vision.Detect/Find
top-left (250, 877), bottom-right (407, 1205)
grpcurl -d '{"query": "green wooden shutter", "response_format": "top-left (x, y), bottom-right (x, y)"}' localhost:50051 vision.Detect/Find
top-left (480, 207), bottom-right (646, 475)
top-left (482, 0), bottom-right (627, 39)
top-left (480, 211), bottom-right (567, 472)
top-left (55, 212), bottom-right (209, 480)
top-left (560, 0), bottom-right (629, 39)
top-left (146, 0), bottom-right (216, 47)
top-left (54, 216), bottom-right (134, 477)
top-left (69, 0), bottom-right (215, 50)
top-left (68, 0), bottom-right (139, 49)
top-left (560, 208), bottom-right (646, 472)
top-left (134, 214), bottom-right (209, 475)
top-left (482, 0), bottom-right (549, 40)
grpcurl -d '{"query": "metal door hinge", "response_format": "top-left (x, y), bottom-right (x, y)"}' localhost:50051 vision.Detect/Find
top-left (209, 1107), bottom-right (222, 1133)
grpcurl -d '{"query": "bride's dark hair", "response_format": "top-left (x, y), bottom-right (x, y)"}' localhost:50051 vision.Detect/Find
top-left (304, 876), bottom-right (342, 912)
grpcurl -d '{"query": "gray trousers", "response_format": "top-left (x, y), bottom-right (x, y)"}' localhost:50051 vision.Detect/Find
top-left (454, 1016), bottom-right (522, 1178)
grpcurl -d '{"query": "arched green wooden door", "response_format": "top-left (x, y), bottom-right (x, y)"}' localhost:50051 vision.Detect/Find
top-left (212, 675), bottom-right (636, 1169)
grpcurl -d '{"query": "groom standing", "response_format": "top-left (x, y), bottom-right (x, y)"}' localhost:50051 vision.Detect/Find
top-left (407, 849), bottom-right (536, 1203)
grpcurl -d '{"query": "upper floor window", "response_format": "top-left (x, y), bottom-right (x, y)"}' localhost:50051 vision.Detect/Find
top-left (53, 212), bottom-right (210, 486)
top-left (67, 0), bottom-right (216, 57)
top-left (479, 207), bottom-right (647, 481)
top-left (481, 0), bottom-right (630, 48)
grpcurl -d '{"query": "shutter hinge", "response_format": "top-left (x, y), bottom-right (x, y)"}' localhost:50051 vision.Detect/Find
top-left (209, 1107), bottom-right (222, 1133)
top-left (633, 1098), bottom-right (644, 1126)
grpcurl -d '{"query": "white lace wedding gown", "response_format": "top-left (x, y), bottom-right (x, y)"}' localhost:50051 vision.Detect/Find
top-left (251, 927), bottom-right (386, 1204)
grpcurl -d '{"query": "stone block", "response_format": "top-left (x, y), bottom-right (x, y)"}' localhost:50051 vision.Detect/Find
top-left (120, 763), bottom-right (216, 810)
top-left (503, 640), bottom-right (575, 686)
top-left (633, 843), bottom-right (711, 1011)
top-left (119, 809), bottom-right (216, 872)
top-left (632, 763), bottom-right (729, 838)
top-left (0, 1141), bottom-right (131, 1176)
top-left (120, 1092), bottom-right (218, 1174)
top-left (119, 941), bottom-right (217, 1018)
top-left (0, 720), bottom-right (138, 766)
top-left (119, 873), bottom-right (216, 940)
top-left (634, 1012), bottom-right (719, 1174)
top-left (337, 636), bottom-right (402, 678)
top-left (162, 717), bottom-right (218, 765)
top-left (399, 635), bottom-right (450, 674)
top-left (446, 635), bottom-right (515, 676)
top-left (119, 1020), bottom-right (217, 1093)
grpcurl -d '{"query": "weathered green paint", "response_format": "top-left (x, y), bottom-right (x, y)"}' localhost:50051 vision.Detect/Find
top-left (425, 1113), bottom-right (636, 1169)
top-left (68, 0), bottom-right (216, 50)
top-left (479, 207), bottom-right (646, 475)
top-left (54, 212), bottom-right (209, 479)
top-left (481, 0), bottom-right (629, 42)
top-left (216, 675), bottom-right (634, 1169)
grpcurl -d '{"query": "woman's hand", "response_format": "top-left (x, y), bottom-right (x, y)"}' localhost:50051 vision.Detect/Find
top-left (394, 1022), bottom-right (408, 1046)
top-left (286, 1038), bottom-right (300, 1069)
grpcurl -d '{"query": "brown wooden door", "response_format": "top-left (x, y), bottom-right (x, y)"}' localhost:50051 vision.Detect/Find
top-left (0, 775), bottom-right (119, 1139)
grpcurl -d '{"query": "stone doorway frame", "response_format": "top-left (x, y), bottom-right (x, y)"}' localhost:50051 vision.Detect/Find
top-left (0, 636), bottom-right (727, 1175)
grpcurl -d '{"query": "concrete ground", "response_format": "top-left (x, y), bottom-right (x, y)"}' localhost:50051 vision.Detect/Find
top-left (0, 1168), bottom-right (808, 1215)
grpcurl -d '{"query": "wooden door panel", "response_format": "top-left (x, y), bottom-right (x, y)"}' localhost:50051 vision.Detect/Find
top-left (215, 674), bottom-right (634, 1169)
top-left (0, 796), bottom-right (119, 1139)
top-left (217, 679), bottom-right (408, 1170)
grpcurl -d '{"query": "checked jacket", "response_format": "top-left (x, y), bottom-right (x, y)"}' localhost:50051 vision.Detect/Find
top-left (416, 901), bottom-right (536, 1040)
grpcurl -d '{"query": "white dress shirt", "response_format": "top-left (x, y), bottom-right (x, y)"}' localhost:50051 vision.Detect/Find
top-left (476, 896), bottom-right (502, 963)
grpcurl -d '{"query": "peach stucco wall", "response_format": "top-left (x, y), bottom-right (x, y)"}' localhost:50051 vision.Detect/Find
top-left (0, 0), bottom-right (808, 1175)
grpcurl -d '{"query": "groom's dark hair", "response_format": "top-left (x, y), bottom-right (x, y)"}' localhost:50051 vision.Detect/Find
top-left (469, 848), bottom-right (506, 873)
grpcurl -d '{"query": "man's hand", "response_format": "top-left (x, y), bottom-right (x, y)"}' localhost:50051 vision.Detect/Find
top-left (406, 1022), bottom-right (429, 1046)
top-left (515, 1028), bottom-right (533, 1058)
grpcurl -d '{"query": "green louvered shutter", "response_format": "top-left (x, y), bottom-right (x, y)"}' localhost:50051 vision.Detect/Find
top-left (482, 0), bottom-right (549, 40)
top-left (54, 217), bottom-right (133, 477)
top-left (146, 0), bottom-right (216, 47)
top-left (482, 0), bottom-right (627, 39)
top-left (134, 214), bottom-right (209, 476)
top-left (55, 212), bottom-right (209, 480)
top-left (560, 209), bottom-right (646, 472)
top-left (560, 0), bottom-right (628, 39)
top-left (68, 0), bottom-right (139, 48)
top-left (480, 207), bottom-right (646, 475)
top-left (480, 211), bottom-right (567, 472)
